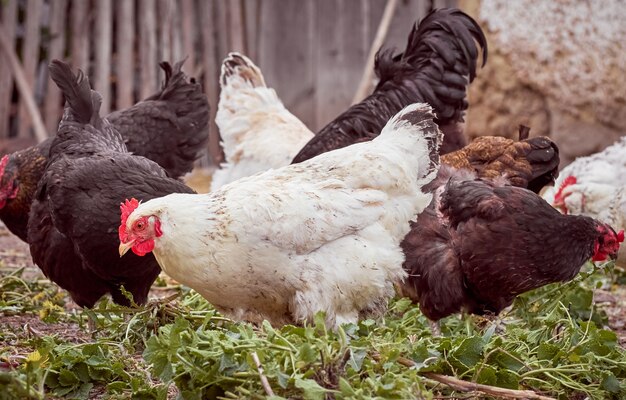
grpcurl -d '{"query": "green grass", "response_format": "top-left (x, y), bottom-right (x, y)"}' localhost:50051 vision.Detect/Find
top-left (1, 264), bottom-right (625, 399)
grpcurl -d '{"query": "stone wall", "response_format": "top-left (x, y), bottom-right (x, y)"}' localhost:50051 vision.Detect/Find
top-left (461, 0), bottom-right (626, 166)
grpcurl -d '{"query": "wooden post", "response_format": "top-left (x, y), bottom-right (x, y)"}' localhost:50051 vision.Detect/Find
top-left (139, 0), bottom-right (157, 99)
top-left (243, 0), bottom-right (261, 62)
top-left (199, 0), bottom-right (222, 165)
top-left (71, 0), bottom-right (90, 71)
top-left (258, 0), bottom-right (316, 128)
top-left (226, 0), bottom-right (246, 53)
top-left (17, 0), bottom-right (42, 138)
top-left (94, 0), bottom-right (113, 115)
top-left (180, 0), bottom-right (195, 71)
top-left (158, 0), bottom-right (173, 63)
top-left (0, 22), bottom-right (48, 143)
top-left (351, 0), bottom-right (398, 105)
top-left (43, 0), bottom-right (67, 134)
top-left (0, 0), bottom-right (18, 138)
top-left (116, 0), bottom-right (135, 109)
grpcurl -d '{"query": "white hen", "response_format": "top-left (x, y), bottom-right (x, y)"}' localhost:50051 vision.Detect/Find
top-left (119, 103), bottom-right (442, 328)
top-left (211, 53), bottom-right (314, 190)
top-left (543, 136), bottom-right (626, 265)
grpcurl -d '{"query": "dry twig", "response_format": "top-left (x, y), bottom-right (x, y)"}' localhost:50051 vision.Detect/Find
top-left (251, 351), bottom-right (275, 397)
top-left (371, 353), bottom-right (556, 400)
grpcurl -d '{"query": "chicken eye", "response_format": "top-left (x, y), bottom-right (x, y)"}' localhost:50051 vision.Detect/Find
top-left (135, 221), bottom-right (145, 230)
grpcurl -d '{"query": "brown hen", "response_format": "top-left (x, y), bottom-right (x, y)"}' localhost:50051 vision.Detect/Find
top-left (441, 126), bottom-right (560, 193)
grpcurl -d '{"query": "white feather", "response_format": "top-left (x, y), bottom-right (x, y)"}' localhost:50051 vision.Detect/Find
top-left (125, 103), bottom-right (442, 328)
top-left (211, 53), bottom-right (314, 190)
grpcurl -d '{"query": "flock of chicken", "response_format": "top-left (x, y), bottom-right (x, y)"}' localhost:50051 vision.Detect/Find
top-left (0, 9), bottom-right (624, 329)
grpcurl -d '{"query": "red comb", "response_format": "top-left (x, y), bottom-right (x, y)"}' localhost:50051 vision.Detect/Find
top-left (618, 230), bottom-right (624, 243)
top-left (554, 176), bottom-right (577, 203)
top-left (0, 155), bottom-right (9, 177)
top-left (119, 198), bottom-right (140, 241)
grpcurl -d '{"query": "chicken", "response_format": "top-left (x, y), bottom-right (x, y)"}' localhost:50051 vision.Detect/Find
top-left (542, 137), bottom-right (626, 265)
top-left (27, 60), bottom-right (194, 307)
top-left (107, 59), bottom-right (209, 179)
top-left (399, 165), bottom-right (623, 321)
top-left (441, 125), bottom-right (560, 193)
top-left (0, 59), bottom-right (207, 242)
top-left (211, 53), bottom-right (313, 190)
top-left (0, 140), bottom-right (51, 240)
top-left (118, 103), bottom-right (443, 328)
top-left (292, 8), bottom-right (487, 164)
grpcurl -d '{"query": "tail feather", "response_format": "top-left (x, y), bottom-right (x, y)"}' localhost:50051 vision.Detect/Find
top-left (376, 8), bottom-right (487, 87)
top-left (220, 52), bottom-right (267, 88)
top-left (524, 136), bottom-right (560, 193)
top-left (148, 58), bottom-right (199, 101)
top-left (48, 60), bottom-right (101, 125)
top-left (404, 8), bottom-right (487, 78)
top-left (381, 103), bottom-right (442, 174)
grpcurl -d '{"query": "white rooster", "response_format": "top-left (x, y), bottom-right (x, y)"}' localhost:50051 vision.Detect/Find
top-left (543, 137), bottom-right (626, 265)
top-left (211, 53), bottom-right (313, 190)
top-left (119, 103), bottom-right (442, 328)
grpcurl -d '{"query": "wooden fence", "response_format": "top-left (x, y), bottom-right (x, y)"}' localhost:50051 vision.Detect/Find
top-left (0, 0), bottom-right (456, 165)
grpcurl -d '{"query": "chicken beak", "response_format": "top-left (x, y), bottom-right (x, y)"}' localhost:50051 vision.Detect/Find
top-left (119, 240), bottom-right (135, 257)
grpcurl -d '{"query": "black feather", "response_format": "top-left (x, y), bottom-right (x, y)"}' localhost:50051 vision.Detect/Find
top-left (293, 8), bottom-right (488, 163)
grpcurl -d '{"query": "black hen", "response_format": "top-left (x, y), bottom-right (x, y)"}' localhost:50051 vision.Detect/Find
top-left (292, 8), bottom-right (487, 163)
top-left (0, 59), bottom-right (207, 243)
top-left (107, 59), bottom-right (209, 179)
top-left (27, 61), bottom-right (194, 307)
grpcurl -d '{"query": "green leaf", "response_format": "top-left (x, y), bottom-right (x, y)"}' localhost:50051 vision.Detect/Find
top-left (496, 370), bottom-right (519, 389)
top-left (450, 336), bottom-right (484, 369)
top-left (276, 370), bottom-right (291, 389)
top-left (537, 343), bottom-right (561, 361)
top-left (66, 382), bottom-right (93, 400)
top-left (347, 348), bottom-right (366, 372)
top-left (298, 343), bottom-right (318, 363)
top-left (58, 369), bottom-right (80, 387)
top-left (295, 378), bottom-right (328, 400)
top-left (476, 365), bottom-right (497, 386)
top-left (338, 377), bottom-right (356, 396)
top-left (601, 373), bottom-right (621, 393)
top-left (107, 381), bottom-right (127, 393)
top-left (494, 350), bottom-right (524, 372)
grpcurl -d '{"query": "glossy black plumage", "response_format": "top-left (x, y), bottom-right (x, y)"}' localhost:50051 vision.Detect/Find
top-left (107, 59), bottom-right (209, 179)
top-left (28, 61), bottom-right (194, 308)
top-left (0, 59), bottom-right (208, 244)
top-left (292, 8), bottom-right (487, 163)
top-left (400, 168), bottom-right (608, 321)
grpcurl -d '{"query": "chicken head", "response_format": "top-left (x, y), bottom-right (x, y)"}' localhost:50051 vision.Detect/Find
top-left (118, 198), bottom-right (162, 256)
top-left (592, 224), bottom-right (624, 262)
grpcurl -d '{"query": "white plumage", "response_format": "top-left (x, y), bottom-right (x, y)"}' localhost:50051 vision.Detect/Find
top-left (211, 53), bottom-right (314, 190)
top-left (121, 103), bottom-right (442, 327)
top-left (543, 136), bottom-right (626, 265)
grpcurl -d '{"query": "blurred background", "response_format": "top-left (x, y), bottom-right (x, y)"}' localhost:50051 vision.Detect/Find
top-left (0, 0), bottom-right (624, 167)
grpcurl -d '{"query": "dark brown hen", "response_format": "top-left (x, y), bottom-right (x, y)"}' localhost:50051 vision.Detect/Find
top-left (399, 166), bottom-right (623, 321)
top-left (292, 8), bottom-right (487, 163)
top-left (27, 60), bottom-right (194, 307)
top-left (0, 59), bottom-right (208, 243)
